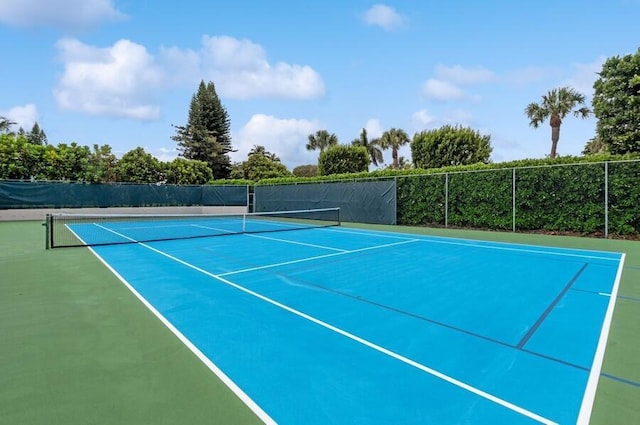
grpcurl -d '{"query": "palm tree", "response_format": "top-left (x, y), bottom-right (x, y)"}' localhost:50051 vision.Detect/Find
top-left (379, 128), bottom-right (410, 169)
top-left (351, 128), bottom-right (384, 167)
top-left (306, 130), bottom-right (338, 153)
top-left (249, 145), bottom-right (280, 161)
top-left (525, 87), bottom-right (591, 158)
top-left (0, 116), bottom-right (16, 134)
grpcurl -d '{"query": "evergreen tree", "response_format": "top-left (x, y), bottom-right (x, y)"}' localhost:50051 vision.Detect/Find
top-left (27, 122), bottom-right (47, 145)
top-left (172, 81), bottom-right (234, 179)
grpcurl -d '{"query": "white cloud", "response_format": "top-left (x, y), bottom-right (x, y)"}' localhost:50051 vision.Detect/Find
top-left (153, 147), bottom-right (179, 162)
top-left (364, 118), bottom-right (384, 139)
top-left (421, 65), bottom-right (494, 102)
top-left (422, 78), bottom-right (466, 101)
top-left (161, 35), bottom-right (325, 100)
top-left (51, 35), bottom-right (324, 121)
top-left (363, 4), bottom-right (406, 31)
top-left (201, 35), bottom-right (325, 99)
top-left (411, 109), bottom-right (435, 129)
top-left (562, 57), bottom-right (605, 97)
top-left (233, 114), bottom-right (321, 168)
top-left (53, 38), bottom-right (164, 120)
top-left (0, 0), bottom-right (125, 30)
top-left (0, 104), bottom-right (39, 130)
top-left (435, 65), bottom-right (494, 85)
top-left (410, 109), bottom-right (473, 133)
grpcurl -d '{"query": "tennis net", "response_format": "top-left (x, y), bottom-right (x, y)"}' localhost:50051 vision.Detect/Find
top-left (46, 207), bottom-right (340, 248)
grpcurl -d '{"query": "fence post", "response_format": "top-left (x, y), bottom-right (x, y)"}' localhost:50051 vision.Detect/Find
top-left (604, 162), bottom-right (609, 238)
top-left (512, 168), bottom-right (516, 233)
top-left (445, 173), bottom-right (449, 228)
top-left (394, 176), bottom-right (398, 225)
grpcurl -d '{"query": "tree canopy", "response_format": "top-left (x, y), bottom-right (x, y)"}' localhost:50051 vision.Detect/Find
top-left (318, 145), bottom-right (369, 175)
top-left (411, 125), bottom-right (492, 169)
top-left (379, 128), bottom-right (410, 169)
top-left (593, 48), bottom-right (640, 154)
top-left (524, 86), bottom-right (591, 158)
top-left (0, 116), bottom-right (15, 133)
top-left (292, 164), bottom-right (318, 177)
top-left (306, 130), bottom-right (338, 154)
top-left (351, 128), bottom-right (383, 167)
top-left (116, 147), bottom-right (165, 183)
top-left (172, 80), bottom-right (233, 179)
top-left (230, 145), bottom-right (290, 181)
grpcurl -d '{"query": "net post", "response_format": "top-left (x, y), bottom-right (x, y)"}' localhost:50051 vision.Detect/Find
top-left (45, 214), bottom-right (51, 249)
top-left (445, 173), bottom-right (449, 228)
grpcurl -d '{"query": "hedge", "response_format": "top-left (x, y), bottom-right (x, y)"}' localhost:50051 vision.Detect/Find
top-left (257, 154), bottom-right (640, 236)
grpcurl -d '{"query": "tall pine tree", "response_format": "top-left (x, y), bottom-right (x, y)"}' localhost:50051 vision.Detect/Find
top-left (27, 122), bottom-right (47, 145)
top-left (172, 81), bottom-right (233, 179)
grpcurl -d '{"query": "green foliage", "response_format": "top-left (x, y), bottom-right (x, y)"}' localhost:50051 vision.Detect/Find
top-left (208, 178), bottom-right (254, 185)
top-left (292, 164), bottom-right (318, 177)
top-left (0, 135), bottom-right (91, 181)
top-left (306, 130), bottom-right (338, 154)
top-left (351, 128), bottom-right (384, 167)
top-left (411, 125), bottom-right (492, 169)
top-left (582, 137), bottom-right (608, 156)
top-left (0, 116), bottom-right (15, 133)
top-left (40, 142), bottom-right (91, 181)
top-left (608, 161), bottom-right (640, 234)
top-left (593, 48), bottom-right (640, 154)
top-left (396, 174), bottom-right (446, 225)
top-left (379, 128), bottom-right (410, 169)
top-left (396, 156), bottom-right (640, 235)
top-left (27, 122), bottom-right (47, 145)
top-left (0, 133), bottom-right (41, 179)
top-left (231, 145), bottom-right (290, 181)
top-left (318, 145), bottom-right (369, 175)
top-left (115, 147), bottom-right (165, 183)
top-left (165, 158), bottom-right (213, 184)
top-left (259, 153), bottom-right (640, 235)
top-left (172, 80), bottom-right (233, 179)
top-left (82, 144), bottom-right (118, 183)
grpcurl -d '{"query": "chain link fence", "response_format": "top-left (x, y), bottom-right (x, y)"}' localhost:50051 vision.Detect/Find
top-left (396, 160), bottom-right (640, 237)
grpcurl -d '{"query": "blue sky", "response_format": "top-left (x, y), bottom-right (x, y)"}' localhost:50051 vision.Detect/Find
top-left (1, 1), bottom-right (638, 169)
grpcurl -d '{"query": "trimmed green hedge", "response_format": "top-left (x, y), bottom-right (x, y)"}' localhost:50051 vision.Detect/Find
top-left (255, 154), bottom-right (640, 236)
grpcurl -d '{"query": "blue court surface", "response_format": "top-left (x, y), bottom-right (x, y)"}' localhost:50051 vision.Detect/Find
top-left (70, 220), bottom-right (625, 424)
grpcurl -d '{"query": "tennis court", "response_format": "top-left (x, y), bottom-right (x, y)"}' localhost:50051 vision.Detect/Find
top-left (47, 209), bottom-right (626, 424)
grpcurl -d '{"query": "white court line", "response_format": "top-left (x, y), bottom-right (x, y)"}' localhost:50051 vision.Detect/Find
top-left (193, 223), bottom-right (348, 253)
top-left (89, 224), bottom-right (276, 424)
top-left (218, 239), bottom-right (420, 277)
top-left (577, 253), bottom-right (626, 424)
top-left (191, 223), bottom-right (237, 234)
top-left (130, 240), bottom-right (556, 425)
top-left (323, 227), bottom-right (622, 262)
top-left (246, 233), bottom-right (348, 252)
top-left (91, 222), bottom-right (557, 423)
